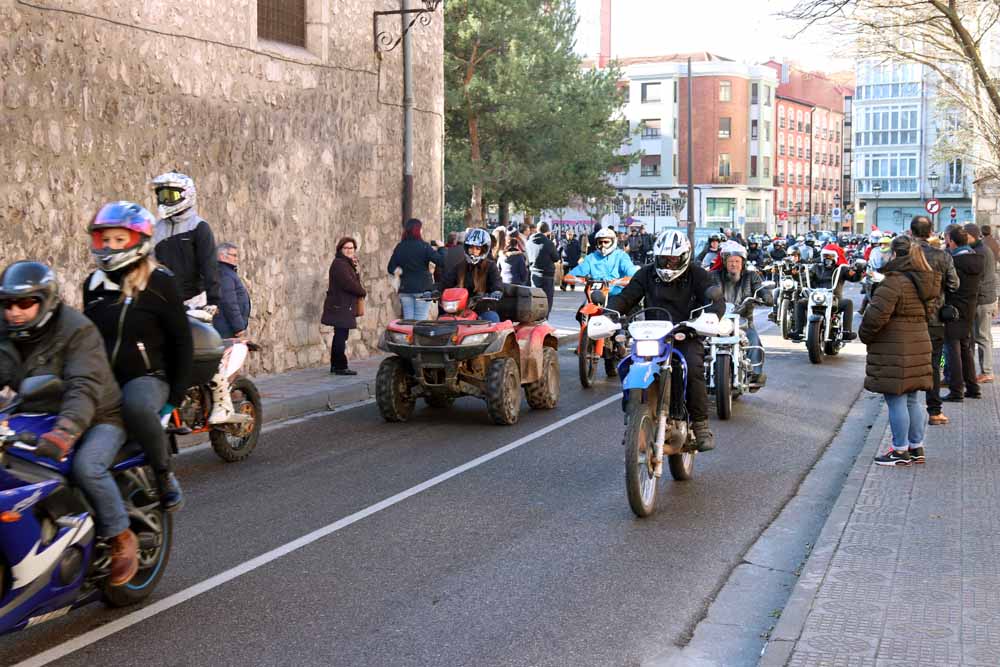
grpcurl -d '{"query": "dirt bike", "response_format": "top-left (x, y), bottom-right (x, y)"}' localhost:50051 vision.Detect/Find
top-left (562, 275), bottom-right (632, 388)
top-left (376, 285), bottom-right (559, 425)
top-left (167, 311), bottom-right (263, 462)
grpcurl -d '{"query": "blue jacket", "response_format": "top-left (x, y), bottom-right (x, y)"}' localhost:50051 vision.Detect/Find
top-left (569, 249), bottom-right (638, 295)
top-left (213, 262), bottom-right (251, 338)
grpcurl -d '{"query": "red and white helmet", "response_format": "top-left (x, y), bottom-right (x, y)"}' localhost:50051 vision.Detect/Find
top-left (652, 230), bottom-right (691, 282)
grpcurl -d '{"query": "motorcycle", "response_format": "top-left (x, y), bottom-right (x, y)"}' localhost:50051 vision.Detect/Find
top-left (767, 260), bottom-right (799, 339)
top-left (705, 283), bottom-right (774, 419)
top-left (588, 302), bottom-right (729, 518)
top-left (169, 310), bottom-right (263, 462)
top-left (802, 264), bottom-right (850, 364)
top-left (857, 260), bottom-right (884, 315)
top-left (562, 275), bottom-right (631, 387)
top-left (0, 376), bottom-right (172, 635)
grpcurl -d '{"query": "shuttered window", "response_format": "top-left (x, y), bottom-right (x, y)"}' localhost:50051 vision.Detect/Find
top-left (258, 0), bottom-right (306, 47)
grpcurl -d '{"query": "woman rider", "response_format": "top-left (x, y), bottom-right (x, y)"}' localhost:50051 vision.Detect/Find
top-left (441, 228), bottom-right (503, 322)
top-left (83, 202), bottom-right (193, 512)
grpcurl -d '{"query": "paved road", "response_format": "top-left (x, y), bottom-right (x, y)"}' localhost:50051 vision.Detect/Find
top-left (5, 289), bottom-right (868, 667)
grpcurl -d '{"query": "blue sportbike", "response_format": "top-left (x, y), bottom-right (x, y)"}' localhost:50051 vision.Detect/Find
top-left (588, 307), bottom-right (728, 517)
top-left (0, 376), bottom-right (171, 635)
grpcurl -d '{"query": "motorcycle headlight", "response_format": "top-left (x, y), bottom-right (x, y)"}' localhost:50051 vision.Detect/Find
top-left (811, 291), bottom-right (828, 305)
top-left (634, 339), bottom-right (660, 358)
top-left (388, 331), bottom-right (410, 344)
top-left (781, 278), bottom-right (795, 290)
top-left (441, 300), bottom-right (460, 313)
top-left (459, 333), bottom-right (490, 346)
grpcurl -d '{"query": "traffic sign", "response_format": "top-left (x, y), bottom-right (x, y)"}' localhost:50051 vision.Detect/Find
top-left (925, 199), bottom-right (941, 215)
top-left (832, 207), bottom-right (842, 223)
top-left (950, 207), bottom-right (957, 219)
top-left (778, 211), bottom-right (788, 221)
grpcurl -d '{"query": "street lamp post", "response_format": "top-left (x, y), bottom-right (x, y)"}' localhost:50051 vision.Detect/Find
top-left (928, 169), bottom-right (940, 230)
top-left (871, 182), bottom-right (882, 230)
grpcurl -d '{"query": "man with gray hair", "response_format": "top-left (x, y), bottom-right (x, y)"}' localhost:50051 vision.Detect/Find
top-left (213, 242), bottom-right (251, 340)
top-left (964, 223), bottom-right (997, 382)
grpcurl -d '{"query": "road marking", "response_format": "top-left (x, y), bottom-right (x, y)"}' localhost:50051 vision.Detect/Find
top-left (14, 393), bottom-right (622, 667)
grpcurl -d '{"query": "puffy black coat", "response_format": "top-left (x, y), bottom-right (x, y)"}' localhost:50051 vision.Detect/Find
top-left (946, 248), bottom-right (984, 337)
top-left (916, 239), bottom-right (958, 327)
top-left (321, 254), bottom-right (367, 330)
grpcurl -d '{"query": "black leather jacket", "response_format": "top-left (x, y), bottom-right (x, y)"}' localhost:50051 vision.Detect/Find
top-left (608, 264), bottom-right (724, 324)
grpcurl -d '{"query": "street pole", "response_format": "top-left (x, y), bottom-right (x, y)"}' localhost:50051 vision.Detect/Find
top-left (686, 57), bottom-right (695, 247)
top-left (402, 0), bottom-right (415, 223)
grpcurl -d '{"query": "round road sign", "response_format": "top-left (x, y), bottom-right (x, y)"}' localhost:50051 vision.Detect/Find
top-left (925, 199), bottom-right (941, 215)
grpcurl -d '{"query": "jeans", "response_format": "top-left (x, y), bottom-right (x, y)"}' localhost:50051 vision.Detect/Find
top-left (399, 293), bottom-right (430, 321)
top-left (122, 376), bottom-right (171, 474)
top-left (331, 328), bottom-right (350, 371)
top-left (745, 325), bottom-right (764, 376)
top-left (945, 329), bottom-right (978, 396)
top-left (531, 274), bottom-right (555, 316)
top-left (974, 302), bottom-right (996, 375)
top-left (884, 392), bottom-right (926, 450)
top-left (72, 423), bottom-right (129, 538)
top-left (926, 325), bottom-right (944, 415)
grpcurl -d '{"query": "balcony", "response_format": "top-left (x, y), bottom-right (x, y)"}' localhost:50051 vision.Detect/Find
top-left (711, 172), bottom-right (744, 185)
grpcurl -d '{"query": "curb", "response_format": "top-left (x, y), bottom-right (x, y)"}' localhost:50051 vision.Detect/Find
top-left (758, 399), bottom-right (889, 666)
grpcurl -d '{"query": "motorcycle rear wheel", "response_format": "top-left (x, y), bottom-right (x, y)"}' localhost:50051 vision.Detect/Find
top-left (578, 337), bottom-right (598, 388)
top-left (806, 320), bottom-right (824, 365)
top-left (624, 390), bottom-right (659, 517)
top-left (210, 376), bottom-right (262, 462)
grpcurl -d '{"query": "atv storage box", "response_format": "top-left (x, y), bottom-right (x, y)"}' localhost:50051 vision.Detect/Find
top-left (495, 284), bottom-right (548, 322)
top-left (189, 318), bottom-right (225, 386)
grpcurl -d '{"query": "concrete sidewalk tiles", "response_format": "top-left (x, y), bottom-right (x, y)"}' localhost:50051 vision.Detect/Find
top-left (762, 345), bottom-right (1000, 666)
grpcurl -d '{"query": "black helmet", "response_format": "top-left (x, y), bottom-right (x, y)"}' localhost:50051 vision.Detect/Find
top-left (0, 262), bottom-right (60, 342)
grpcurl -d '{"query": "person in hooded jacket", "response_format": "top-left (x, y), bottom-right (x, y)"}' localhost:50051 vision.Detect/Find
top-left (525, 223), bottom-right (560, 315)
top-left (860, 236), bottom-right (940, 466)
top-left (942, 226), bottom-right (985, 401)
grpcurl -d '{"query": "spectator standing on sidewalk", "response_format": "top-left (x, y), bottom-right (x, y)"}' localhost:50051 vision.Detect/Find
top-left (963, 223), bottom-right (996, 383)
top-left (560, 230), bottom-right (582, 291)
top-left (322, 237), bottom-right (366, 375)
top-left (388, 218), bottom-right (444, 321)
top-left (983, 225), bottom-right (1000, 264)
top-left (526, 222), bottom-right (560, 315)
top-left (213, 242), bottom-right (251, 339)
top-left (943, 226), bottom-right (984, 401)
top-left (500, 237), bottom-right (529, 286)
top-left (860, 236), bottom-right (939, 466)
top-left (910, 216), bottom-right (959, 426)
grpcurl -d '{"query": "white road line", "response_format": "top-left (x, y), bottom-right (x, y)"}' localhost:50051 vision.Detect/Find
top-left (14, 393), bottom-right (622, 667)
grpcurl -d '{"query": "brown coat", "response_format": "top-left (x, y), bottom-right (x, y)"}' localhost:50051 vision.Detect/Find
top-left (321, 254), bottom-right (367, 329)
top-left (859, 256), bottom-right (940, 395)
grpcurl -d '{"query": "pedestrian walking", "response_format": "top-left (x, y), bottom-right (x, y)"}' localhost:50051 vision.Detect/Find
top-left (213, 242), bottom-right (251, 339)
top-left (942, 226), bottom-right (984, 401)
top-left (560, 230), bottom-right (582, 290)
top-left (322, 237), bottom-right (366, 376)
top-left (963, 223), bottom-right (996, 383)
top-left (859, 236), bottom-right (940, 466)
top-left (388, 218), bottom-right (444, 321)
top-left (500, 237), bottom-right (529, 286)
top-left (910, 216), bottom-right (959, 426)
top-left (527, 222), bottom-right (560, 315)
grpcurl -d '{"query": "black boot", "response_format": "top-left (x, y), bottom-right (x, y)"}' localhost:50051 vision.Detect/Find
top-left (157, 472), bottom-right (185, 513)
top-left (692, 420), bottom-right (715, 452)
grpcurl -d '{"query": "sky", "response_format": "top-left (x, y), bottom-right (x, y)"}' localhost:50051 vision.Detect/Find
top-left (574, 0), bottom-right (854, 73)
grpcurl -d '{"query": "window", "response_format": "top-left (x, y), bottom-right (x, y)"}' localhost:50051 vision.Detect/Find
top-left (641, 119), bottom-right (661, 138)
top-left (779, 116), bottom-right (786, 129)
top-left (746, 199), bottom-right (762, 221)
top-left (751, 120), bottom-right (759, 140)
top-left (719, 117), bottom-right (732, 139)
top-left (258, 0), bottom-right (306, 47)
top-left (798, 121), bottom-right (803, 132)
top-left (618, 83), bottom-right (631, 103)
top-left (673, 80), bottom-right (678, 103)
top-left (857, 151), bottom-right (919, 193)
top-left (948, 158), bottom-right (963, 185)
top-left (673, 154), bottom-right (678, 177)
top-left (673, 117), bottom-right (678, 137)
top-left (763, 86), bottom-right (771, 106)
top-left (764, 120), bottom-right (771, 141)
top-left (718, 153), bottom-right (731, 177)
top-left (641, 82), bottom-right (661, 103)
top-left (719, 81), bottom-right (732, 102)
top-left (751, 83), bottom-right (759, 105)
top-left (640, 155), bottom-right (661, 177)
top-left (706, 198), bottom-right (736, 218)
top-left (856, 104), bottom-right (919, 146)
top-left (751, 155), bottom-right (758, 178)
top-left (763, 156), bottom-right (771, 178)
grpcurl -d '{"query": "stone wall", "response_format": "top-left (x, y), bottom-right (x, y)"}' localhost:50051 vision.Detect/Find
top-left (0, 0), bottom-right (444, 373)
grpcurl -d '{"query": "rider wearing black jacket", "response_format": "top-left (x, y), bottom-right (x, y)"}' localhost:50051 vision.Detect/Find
top-left (607, 230), bottom-right (724, 452)
top-left (790, 248), bottom-right (862, 340)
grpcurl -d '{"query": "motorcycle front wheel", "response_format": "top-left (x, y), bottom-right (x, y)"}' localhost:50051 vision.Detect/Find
top-left (806, 320), bottom-right (824, 365)
top-left (210, 376), bottom-right (262, 462)
top-left (714, 355), bottom-right (733, 420)
top-left (578, 336), bottom-right (599, 388)
top-left (779, 299), bottom-right (793, 339)
top-left (624, 387), bottom-right (659, 517)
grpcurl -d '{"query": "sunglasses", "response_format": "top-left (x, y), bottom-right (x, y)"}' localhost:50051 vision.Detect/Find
top-left (2, 297), bottom-right (40, 311)
top-left (155, 188), bottom-right (184, 205)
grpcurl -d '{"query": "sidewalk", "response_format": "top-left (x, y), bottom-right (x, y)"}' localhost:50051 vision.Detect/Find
top-left (761, 330), bottom-right (1000, 666)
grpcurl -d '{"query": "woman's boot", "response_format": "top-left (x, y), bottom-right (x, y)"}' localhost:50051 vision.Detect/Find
top-left (109, 528), bottom-right (139, 586)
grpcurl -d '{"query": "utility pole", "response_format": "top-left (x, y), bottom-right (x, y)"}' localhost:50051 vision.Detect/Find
top-left (686, 57), bottom-right (695, 247)
top-left (401, 0), bottom-right (415, 223)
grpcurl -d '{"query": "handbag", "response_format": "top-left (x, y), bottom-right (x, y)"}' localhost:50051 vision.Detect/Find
top-left (356, 297), bottom-right (365, 317)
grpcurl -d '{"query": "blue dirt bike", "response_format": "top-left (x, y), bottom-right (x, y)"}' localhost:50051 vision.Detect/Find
top-left (0, 376), bottom-right (171, 635)
top-left (588, 306), bottom-right (728, 517)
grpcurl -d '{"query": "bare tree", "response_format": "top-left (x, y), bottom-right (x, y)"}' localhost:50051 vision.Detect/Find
top-left (783, 0), bottom-right (1000, 181)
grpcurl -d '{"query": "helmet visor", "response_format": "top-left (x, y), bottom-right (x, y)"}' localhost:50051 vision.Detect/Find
top-left (597, 238), bottom-right (615, 248)
top-left (90, 229), bottom-right (144, 251)
top-left (1, 297), bottom-right (40, 311)
top-left (156, 188), bottom-right (184, 205)
top-left (655, 255), bottom-right (685, 271)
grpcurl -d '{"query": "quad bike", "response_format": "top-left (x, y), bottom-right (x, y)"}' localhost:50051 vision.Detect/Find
top-left (166, 311), bottom-right (263, 462)
top-left (376, 285), bottom-right (560, 425)
top-left (562, 275), bottom-right (632, 388)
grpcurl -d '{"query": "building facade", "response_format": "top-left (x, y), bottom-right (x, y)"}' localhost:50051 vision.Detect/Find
top-left (0, 0), bottom-right (444, 373)
top-left (851, 59), bottom-right (972, 233)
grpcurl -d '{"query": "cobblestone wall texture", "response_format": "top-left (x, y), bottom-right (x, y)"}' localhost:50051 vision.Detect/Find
top-left (0, 0), bottom-right (444, 373)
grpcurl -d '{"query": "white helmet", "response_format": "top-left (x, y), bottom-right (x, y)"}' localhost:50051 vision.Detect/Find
top-left (652, 230), bottom-right (691, 282)
top-left (594, 227), bottom-right (617, 256)
top-left (151, 171), bottom-right (196, 219)
top-left (720, 240), bottom-right (747, 261)
top-left (463, 227), bottom-right (491, 265)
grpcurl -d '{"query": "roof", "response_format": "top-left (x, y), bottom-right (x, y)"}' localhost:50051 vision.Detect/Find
top-left (582, 52), bottom-right (736, 68)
